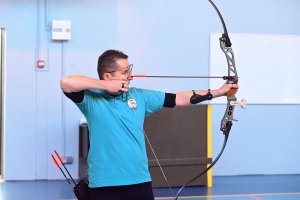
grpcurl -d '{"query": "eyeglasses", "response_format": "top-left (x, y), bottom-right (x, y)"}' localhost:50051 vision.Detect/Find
top-left (107, 64), bottom-right (133, 75)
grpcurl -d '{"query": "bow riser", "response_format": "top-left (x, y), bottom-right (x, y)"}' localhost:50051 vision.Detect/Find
top-left (219, 39), bottom-right (238, 85)
top-left (219, 36), bottom-right (239, 133)
top-left (221, 95), bottom-right (237, 133)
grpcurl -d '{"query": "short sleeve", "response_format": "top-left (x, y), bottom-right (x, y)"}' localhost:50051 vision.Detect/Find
top-left (140, 89), bottom-right (165, 117)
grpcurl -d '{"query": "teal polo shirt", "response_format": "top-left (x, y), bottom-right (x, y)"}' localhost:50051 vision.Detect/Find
top-left (75, 87), bottom-right (165, 188)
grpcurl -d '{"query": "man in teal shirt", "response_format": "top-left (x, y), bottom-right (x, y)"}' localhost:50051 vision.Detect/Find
top-left (61, 50), bottom-right (238, 200)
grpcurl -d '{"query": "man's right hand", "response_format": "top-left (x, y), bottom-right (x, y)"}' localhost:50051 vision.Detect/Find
top-left (103, 79), bottom-right (130, 95)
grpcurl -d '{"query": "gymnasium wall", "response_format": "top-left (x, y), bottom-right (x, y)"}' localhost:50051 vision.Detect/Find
top-left (0, 0), bottom-right (299, 180)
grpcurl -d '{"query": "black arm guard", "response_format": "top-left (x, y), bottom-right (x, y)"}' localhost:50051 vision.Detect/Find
top-left (190, 89), bottom-right (213, 104)
top-left (163, 93), bottom-right (176, 108)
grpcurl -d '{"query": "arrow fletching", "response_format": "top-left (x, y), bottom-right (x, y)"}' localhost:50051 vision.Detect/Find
top-left (54, 149), bottom-right (64, 164)
top-left (51, 153), bottom-right (60, 168)
top-left (51, 150), bottom-right (63, 167)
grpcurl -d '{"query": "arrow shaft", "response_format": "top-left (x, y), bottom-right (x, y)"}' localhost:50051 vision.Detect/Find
top-left (139, 75), bottom-right (221, 78)
top-left (131, 75), bottom-right (235, 80)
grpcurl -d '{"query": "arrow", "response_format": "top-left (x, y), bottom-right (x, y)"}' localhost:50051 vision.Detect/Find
top-left (129, 74), bottom-right (236, 80)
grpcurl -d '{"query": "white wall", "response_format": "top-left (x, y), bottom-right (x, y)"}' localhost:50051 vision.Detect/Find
top-left (0, 0), bottom-right (299, 180)
top-left (210, 33), bottom-right (300, 104)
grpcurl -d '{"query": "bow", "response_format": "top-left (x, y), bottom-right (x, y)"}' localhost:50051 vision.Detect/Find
top-left (133, 0), bottom-right (245, 199)
top-left (209, 0), bottom-right (239, 135)
top-left (173, 1), bottom-right (246, 199)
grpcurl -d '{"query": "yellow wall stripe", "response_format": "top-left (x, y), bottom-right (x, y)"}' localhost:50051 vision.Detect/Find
top-left (207, 104), bottom-right (212, 187)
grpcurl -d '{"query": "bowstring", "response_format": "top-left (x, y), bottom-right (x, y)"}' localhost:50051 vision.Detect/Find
top-left (143, 129), bottom-right (176, 199)
top-left (136, 0), bottom-right (174, 198)
top-left (135, 0), bottom-right (165, 62)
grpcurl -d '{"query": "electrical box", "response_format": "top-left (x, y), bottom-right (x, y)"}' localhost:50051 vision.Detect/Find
top-left (52, 20), bottom-right (71, 40)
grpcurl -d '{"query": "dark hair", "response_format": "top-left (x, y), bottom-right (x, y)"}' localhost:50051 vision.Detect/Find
top-left (97, 50), bottom-right (128, 79)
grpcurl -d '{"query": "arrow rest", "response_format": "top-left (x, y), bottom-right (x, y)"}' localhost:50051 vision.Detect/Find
top-left (223, 76), bottom-right (237, 81)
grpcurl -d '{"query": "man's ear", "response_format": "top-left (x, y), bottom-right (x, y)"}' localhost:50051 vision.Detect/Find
top-left (102, 73), bottom-right (111, 80)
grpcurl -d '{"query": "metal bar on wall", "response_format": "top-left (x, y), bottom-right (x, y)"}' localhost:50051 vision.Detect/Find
top-left (0, 28), bottom-right (6, 179)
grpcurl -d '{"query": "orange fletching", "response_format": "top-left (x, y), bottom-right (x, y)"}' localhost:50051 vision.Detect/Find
top-left (51, 150), bottom-right (64, 168)
top-left (133, 74), bottom-right (147, 77)
top-left (55, 150), bottom-right (63, 161)
top-left (131, 74), bottom-right (147, 79)
top-left (51, 154), bottom-right (61, 168)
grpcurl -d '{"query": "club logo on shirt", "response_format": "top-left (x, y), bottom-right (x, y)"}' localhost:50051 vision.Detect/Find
top-left (127, 98), bottom-right (138, 110)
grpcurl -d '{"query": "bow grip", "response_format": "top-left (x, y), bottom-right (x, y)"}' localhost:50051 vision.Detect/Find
top-left (225, 80), bottom-right (238, 97)
top-left (226, 88), bottom-right (236, 97)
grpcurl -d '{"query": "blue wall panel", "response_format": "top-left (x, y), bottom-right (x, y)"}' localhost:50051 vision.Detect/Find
top-left (0, 0), bottom-right (299, 180)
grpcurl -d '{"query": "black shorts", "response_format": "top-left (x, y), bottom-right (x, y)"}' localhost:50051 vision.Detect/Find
top-left (88, 181), bottom-right (154, 200)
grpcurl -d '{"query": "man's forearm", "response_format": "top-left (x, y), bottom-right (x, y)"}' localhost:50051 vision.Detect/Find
top-left (60, 75), bottom-right (105, 93)
top-left (175, 89), bottom-right (222, 106)
top-left (175, 82), bottom-right (239, 106)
